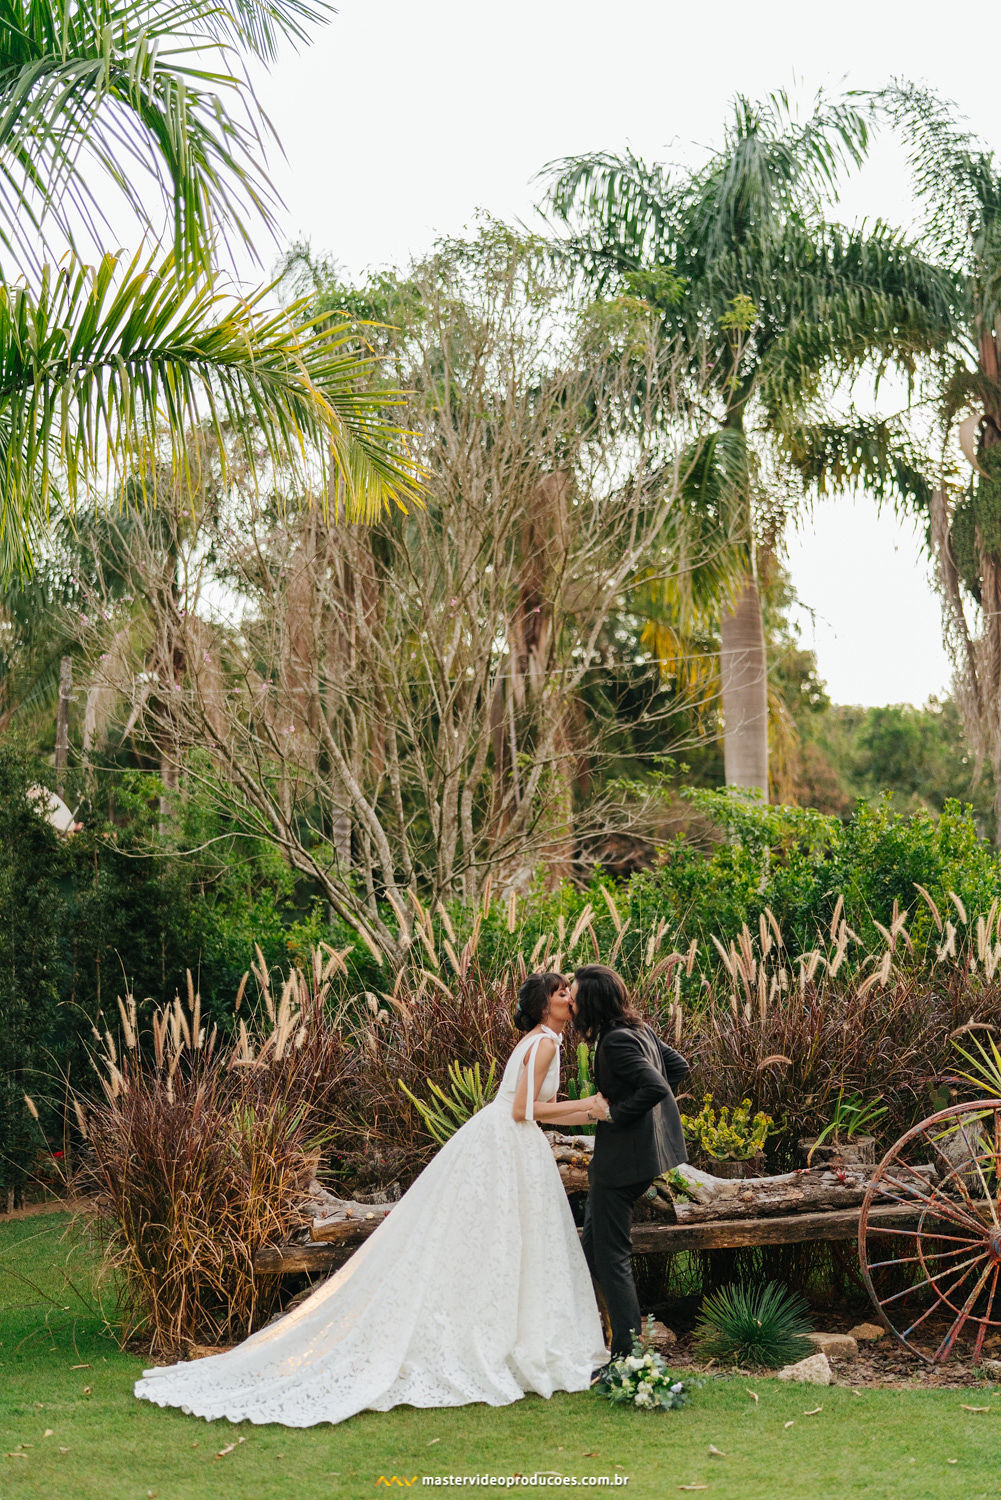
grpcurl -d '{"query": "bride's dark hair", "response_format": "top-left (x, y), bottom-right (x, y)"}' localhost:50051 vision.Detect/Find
top-left (514, 971), bottom-right (565, 1032)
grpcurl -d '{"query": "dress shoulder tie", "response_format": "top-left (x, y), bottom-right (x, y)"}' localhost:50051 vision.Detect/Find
top-left (522, 1025), bottom-right (562, 1123)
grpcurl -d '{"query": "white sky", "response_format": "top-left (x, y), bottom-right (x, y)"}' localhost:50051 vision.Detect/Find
top-left (238, 0), bottom-right (998, 707)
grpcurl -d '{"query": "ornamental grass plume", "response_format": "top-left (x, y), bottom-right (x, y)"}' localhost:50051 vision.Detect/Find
top-left (76, 950), bottom-right (357, 1356)
top-left (693, 1280), bottom-right (814, 1369)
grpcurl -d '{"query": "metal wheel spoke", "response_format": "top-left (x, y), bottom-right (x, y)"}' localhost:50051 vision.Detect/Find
top-left (880, 1250), bottom-right (988, 1308)
top-left (972, 1266), bottom-right (1001, 1360)
top-left (932, 1259), bottom-right (996, 1363)
top-left (879, 1173), bottom-right (989, 1236)
top-left (863, 1224), bottom-right (977, 1245)
top-left (920, 1126), bottom-right (988, 1218)
top-left (966, 1150), bottom-right (1001, 1229)
top-left (867, 1242), bottom-right (987, 1271)
top-left (898, 1260), bottom-right (989, 1341)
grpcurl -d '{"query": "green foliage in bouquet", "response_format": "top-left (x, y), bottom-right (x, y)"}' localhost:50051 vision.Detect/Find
top-left (681, 1094), bottom-right (772, 1161)
top-left (399, 1059), bottom-right (498, 1146)
top-left (693, 1281), bottom-right (814, 1369)
top-left (595, 1325), bottom-right (699, 1410)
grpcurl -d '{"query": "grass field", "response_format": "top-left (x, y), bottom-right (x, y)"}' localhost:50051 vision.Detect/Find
top-left (2, 1212), bottom-right (1000, 1500)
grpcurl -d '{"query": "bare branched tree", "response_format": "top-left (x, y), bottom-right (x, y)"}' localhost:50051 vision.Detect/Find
top-left (83, 236), bottom-right (737, 959)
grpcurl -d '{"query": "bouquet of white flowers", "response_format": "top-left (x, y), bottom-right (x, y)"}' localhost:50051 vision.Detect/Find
top-left (594, 1336), bottom-right (697, 1411)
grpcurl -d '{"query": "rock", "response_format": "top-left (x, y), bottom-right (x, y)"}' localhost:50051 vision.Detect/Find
top-left (777, 1352), bottom-right (832, 1386)
top-left (641, 1319), bottom-right (677, 1352)
top-left (848, 1322), bottom-right (886, 1342)
top-left (807, 1332), bottom-right (858, 1359)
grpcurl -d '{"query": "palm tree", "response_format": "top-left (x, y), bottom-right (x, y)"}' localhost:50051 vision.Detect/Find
top-left (542, 91), bottom-right (953, 797)
top-left (876, 83), bottom-right (1001, 842)
top-left (0, 0), bottom-right (419, 578)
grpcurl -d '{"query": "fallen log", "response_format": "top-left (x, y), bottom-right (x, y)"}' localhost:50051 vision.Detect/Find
top-left (253, 1202), bottom-right (923, 1276)
top-left (660, 1161), bottom-right (935, 1223)
top-left (287, 1139), bottom-right (936, 1256)
top-left (304, 1181), bottom-right (394, 1244)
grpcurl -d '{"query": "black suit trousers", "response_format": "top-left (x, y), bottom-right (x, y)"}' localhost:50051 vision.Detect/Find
top-left (581, 1174), bottom-right (651, 1358)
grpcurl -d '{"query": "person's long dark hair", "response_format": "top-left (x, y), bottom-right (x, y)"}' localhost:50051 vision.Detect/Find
top-left (514, 971), bottom-right (565, 1033)
top-left (572, 964), bottom-right (644, 1044)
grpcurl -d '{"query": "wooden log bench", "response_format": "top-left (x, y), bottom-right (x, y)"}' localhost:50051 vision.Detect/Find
top-left (253, 1202), bottom-right (922, 1276)
top-left (252, 1134), bottom-right (931, 1276)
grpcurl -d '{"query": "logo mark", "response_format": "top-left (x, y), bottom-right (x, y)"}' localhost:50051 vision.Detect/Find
top-left (376, 1479), bottom-right (418, 1488)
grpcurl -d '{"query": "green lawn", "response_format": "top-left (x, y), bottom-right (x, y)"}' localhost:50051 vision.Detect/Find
top-left (2, 1214), bottom-right (999, 1500)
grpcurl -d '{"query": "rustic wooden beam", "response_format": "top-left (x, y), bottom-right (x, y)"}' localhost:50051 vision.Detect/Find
top-left (629, 1202), bottom-right (921, 1254)
top-left (310, 1214), bottom-right (387, 1245)
top-left (255, 1243), bottom-right (352, 1275)
top-left (253, 1202), bottom-right (923, 1275)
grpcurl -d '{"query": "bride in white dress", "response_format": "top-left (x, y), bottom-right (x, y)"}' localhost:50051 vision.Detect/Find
top-left (135, 971), bottom-right (610, 1427)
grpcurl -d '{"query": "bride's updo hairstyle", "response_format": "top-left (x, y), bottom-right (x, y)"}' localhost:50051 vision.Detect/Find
top-left (572, 963), bottom-right (644, 1044)
top-left (514, 971), bottom-right (565, 1032)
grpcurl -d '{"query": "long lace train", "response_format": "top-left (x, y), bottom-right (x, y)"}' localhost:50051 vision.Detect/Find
top-left (134, 1028), bottom-right (607, 1426)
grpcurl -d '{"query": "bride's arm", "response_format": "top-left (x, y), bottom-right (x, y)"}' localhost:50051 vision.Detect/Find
top-left (511, 1040), bottom-right (610, 1125)
top-left (532, 1097), bottom-right (607, 1125)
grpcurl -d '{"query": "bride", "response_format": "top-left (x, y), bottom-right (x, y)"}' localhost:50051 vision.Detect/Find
top-left (135, 971), bottom-right (610, 1427)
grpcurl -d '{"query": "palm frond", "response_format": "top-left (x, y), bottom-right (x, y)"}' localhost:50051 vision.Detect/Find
top-left (0, 250), bottom-right (420, 580)
top-left (0, 0), bottom-right (334, 270)
top-left (633, 430), bottom-right (752, 645)
top-left (540, 149), bottom-right (683, 291)
top-left (778, 416), bottom-right (936, 514)
top-left (691, 90), bottom-right (868, 256)
top-left (756, 221), bottom-right (957, 417)
top-left (874, 80), bottom-right (1001, 267)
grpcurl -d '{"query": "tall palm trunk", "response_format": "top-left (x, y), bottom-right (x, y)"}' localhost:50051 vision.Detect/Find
top-left (718, 400), bottom-right (769, 798)
top-left (976, 325), bottom-right (1001, 846)
top-left (719, 569), bottom-right (769, 795)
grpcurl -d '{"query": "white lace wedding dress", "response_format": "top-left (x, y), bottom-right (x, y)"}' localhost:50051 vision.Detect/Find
top-left (134, 1026), bottom-right (607, 1426)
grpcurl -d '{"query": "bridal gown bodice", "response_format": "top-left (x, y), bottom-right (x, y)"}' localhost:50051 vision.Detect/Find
top-left (134, 1027), bottom-right (606, 1427)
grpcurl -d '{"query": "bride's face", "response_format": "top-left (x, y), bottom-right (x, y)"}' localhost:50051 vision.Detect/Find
top-left (546, 977), bottom-right (573, 1027)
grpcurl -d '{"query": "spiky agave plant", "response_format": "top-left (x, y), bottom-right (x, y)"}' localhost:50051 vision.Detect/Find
top-left (693, 1281), bottom-right (814, 1369)
top-left (398, 1060), bottom-right (498, 1146)
top-left (952, 1031), bottom-right (1001, 1100)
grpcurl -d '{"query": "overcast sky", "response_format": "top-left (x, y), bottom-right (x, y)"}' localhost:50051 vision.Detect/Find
top-left (240, 0), bottom-right (997, 708)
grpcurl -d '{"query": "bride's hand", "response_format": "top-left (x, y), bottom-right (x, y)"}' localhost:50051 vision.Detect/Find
top-left (587, 1092), bottom-right (611, 1122)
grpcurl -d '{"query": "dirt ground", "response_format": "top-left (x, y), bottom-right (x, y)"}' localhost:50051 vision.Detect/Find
top-left (657, 1306), bottom-right (1001, 1389)
top-left (0, 1194), bottom-right (95, 1222)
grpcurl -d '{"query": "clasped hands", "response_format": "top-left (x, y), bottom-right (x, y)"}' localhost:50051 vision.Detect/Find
top-left (586, 1092), bottom-right (611, 1122)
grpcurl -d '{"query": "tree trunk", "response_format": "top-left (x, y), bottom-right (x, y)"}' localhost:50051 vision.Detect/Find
top-left (658, 1160), bottom-right (934, 1223)
top-left (159, 752), bottom-right (179, 834)
top-left (54, 656), bottom-right (72, 794)
top-left (719, 573), bottom-right (769, 795)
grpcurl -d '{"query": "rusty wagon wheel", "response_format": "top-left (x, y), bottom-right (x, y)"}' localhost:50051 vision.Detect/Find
top-left (858, 1100), bottom-right (1001, 1364)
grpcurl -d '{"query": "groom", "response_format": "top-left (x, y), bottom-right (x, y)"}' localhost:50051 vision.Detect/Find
top-left (571, 964), bottom-right (689, 1362)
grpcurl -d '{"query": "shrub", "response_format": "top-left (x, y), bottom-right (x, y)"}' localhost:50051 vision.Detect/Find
top-left (693, 1281), bottom-right (814, 1369)
top-left (680, 969), bottom-right (1001, 1172)
top-left (0, 744), bottom-right (64, 1205)
top-left (77, 956), bottom-right (356, 1355)
top-left (680, 1094), bottom-right (772, 1161)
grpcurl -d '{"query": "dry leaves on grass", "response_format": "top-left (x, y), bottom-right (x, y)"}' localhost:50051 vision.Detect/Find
top-left (216, 1437), bottom-right (246, 1459)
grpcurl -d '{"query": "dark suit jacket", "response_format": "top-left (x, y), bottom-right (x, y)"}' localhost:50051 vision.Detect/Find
top-left (590, 1023), bottom-right (689, 1187)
